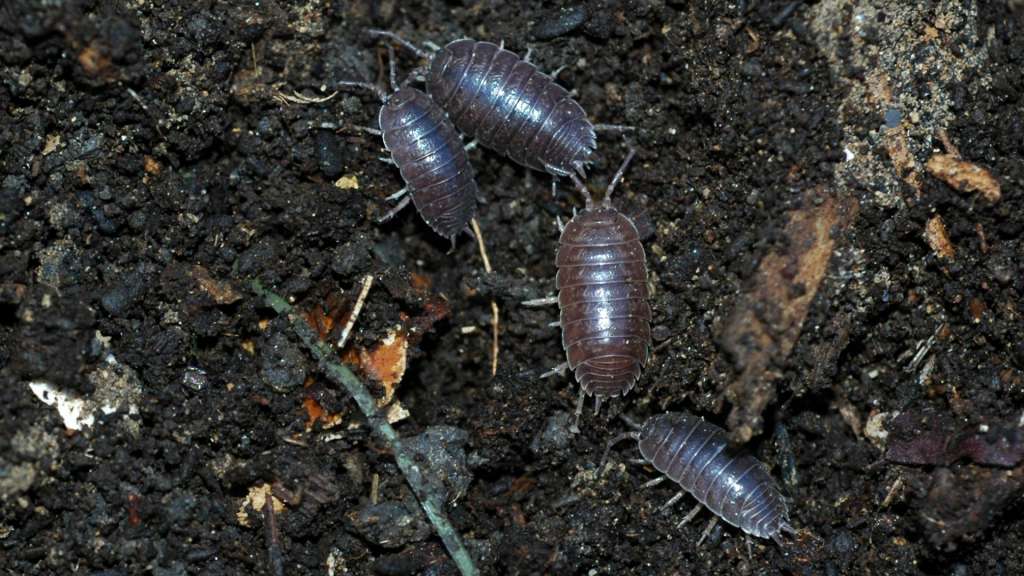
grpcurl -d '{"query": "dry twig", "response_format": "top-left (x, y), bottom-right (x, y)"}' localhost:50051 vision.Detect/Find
top-left (471, 218), bottom-right (499, 376)
top-left (251, 280), bottom-right (479, 576)
top-left (338, 274), bottom-right (374, 348)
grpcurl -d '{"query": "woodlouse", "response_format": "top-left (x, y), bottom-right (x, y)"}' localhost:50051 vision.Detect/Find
top-left (338, 47), bottom-right (479, 246)
top-left (606, 412), bottom-right (797, 545)
top-left (369, 30), bottom-right (630, 193)
top-left (524, 149), bottom-right (650, 419)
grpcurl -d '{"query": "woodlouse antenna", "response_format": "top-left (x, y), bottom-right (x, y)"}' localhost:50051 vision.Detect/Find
top-left (403, 64), bottom-right (429, 88)
top-left (601, 431), bottom-right (641, 468)
top-left (603, 146), bottom-right (636, 208)
top-left (367, 29), bottom-right (433, 60)
top-left (387, 45), bottom-right (399, 92)
top-left (619, 413), bottom-right (644, 430)
top-left (570, 173), bottom-right (594, 209)
top-left (336, 80), bottom-right (388, 103)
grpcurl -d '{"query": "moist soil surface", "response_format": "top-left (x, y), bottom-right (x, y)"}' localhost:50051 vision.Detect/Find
top-left (2, 1), bottom-right (1022, 575)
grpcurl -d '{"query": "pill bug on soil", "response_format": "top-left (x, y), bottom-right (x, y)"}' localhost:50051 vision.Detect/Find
top-left (369, 30), bottom-right (630, 193)
top-left (606, 412), bottom-right (797, 545)
top-left (524, 148), bottom-right (650, 421)
top-left (338, 46), bottom-right (479, 246)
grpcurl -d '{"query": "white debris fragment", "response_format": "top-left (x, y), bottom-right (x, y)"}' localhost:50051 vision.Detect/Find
top-left (28, 382), bottom-right (95, 430)
top-left (26, 352), bottom-right (142, 432)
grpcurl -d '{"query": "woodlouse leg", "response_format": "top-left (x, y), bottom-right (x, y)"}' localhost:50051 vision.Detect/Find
top-left (659, 490), bottom-right (687, 513)
top-left (640, 476), bottom-right (666, 490)
top-left (523, 46), bottom-right (532, 63)
top-left (550, 178), bottom-right (558, 198)
top-left (385, 187), bottom-right (408, 202)
top-left (547, 320), bottom-right (560, 328)
top-left (676, 502), bottom-right (703, 527)
top-left (521, 296), bottom-right (559, 306)
top-left (352, 125), bottom-right (384, 137)
top-left (378, 156), bottom-right (397, 165)
top-left (377, 194), bottom-right (412, 222)
top-left (540, 362), bottom-right (569, 378)
top-left (745, 536), bottom-right (754, 559)
top-left (463, 139), bottom-right (479, 152)
top-left (366, 29), bottom-right (433, 60)
top-left (696, 516), bottom-right (719, 546)
top-left (556, 214), bottom-right (565, 233)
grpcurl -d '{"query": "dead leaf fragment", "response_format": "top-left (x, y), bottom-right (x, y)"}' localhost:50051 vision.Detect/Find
top-left (190, 265), bottom-right (242, 305)
top-left (719, 188), bottom-right (859, 443)
top-left (237, 483), bottom-right (284, 527)
top-left (302, 396), bottom-right (343, 431)
top-left (143, 155), bottom-right (162, 175)
top-left (359, 329), bottom-right (408, 406)
top-left (925, 215), bottom-right (955, 259)
top-left (78, 41), bottom-right (113, 77)
top-left (335, 175), bottom-right (360, 190)
top-left (926, 153), bottom-right (1001, 203)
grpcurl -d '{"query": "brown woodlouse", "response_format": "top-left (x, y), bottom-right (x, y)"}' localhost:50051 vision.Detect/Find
top-left (605, 412), bottom-right (797, 546)
top-left (338, 46), bottom-right (479, 246)
top-left (524, 148), bottom-right (650, 420)
top-left (368, 30), bottom-right (629, 193)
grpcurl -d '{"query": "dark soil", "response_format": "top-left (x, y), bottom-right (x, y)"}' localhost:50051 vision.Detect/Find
top-left (2, 1), bottom-right (1022, 575)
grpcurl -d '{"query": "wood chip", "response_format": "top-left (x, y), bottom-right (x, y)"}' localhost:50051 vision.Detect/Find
top-left (925, 215), bottom-right (955, 259)
top-left (926, 153), bottom-right (1001, 203)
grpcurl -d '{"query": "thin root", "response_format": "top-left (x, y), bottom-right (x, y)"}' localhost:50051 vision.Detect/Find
top-left (470, 217), bottom-right (499, 377)
top-left (337, 274), bottom-right (375, 348)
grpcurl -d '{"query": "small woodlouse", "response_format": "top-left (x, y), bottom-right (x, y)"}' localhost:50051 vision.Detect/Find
top-left (428, 39), bottom-right (595, 182)
top-left (369, 30), bottom-right (629, 192)
top-left (525, 149), bottom-right (650, 419)
top-left (607, 412), bottom-right (797, 545)
top-left (338, 47), bottom-right (479, 245)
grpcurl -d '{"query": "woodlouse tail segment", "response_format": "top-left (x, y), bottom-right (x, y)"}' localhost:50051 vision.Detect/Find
top-left (600, 430), bottom-right (641, 468)
top-left (593, 123), bottom-right (638, 133)
top-left (770, 522), bottom-right (799, 547)
top-left (603, 147), bottom-right (636, 208)
top-left (366, 29), bottom-right (433, 61)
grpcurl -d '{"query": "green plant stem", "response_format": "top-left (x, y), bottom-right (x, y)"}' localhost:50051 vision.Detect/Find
top-left (251, 280), bottom-right (479, 576)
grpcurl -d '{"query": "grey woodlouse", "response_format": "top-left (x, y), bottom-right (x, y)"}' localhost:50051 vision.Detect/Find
top-left (369, 30), bottom-right (629, 193)
top-left (338, 46), bottom-right (479, 246)
top-left (524, 149), bottom-right (650, 420)
top-left (606, 412), bottom-right (797, 545)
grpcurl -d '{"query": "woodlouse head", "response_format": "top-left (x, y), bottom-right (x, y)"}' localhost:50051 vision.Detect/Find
top-left (377, 87), bottom-right (431, 134)
top-left (637, 412), bottom-right (691, 456)
top-left (427, 40), bottom-right (474, 106)
top-left (560, 208), bottom-right (641, 246)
